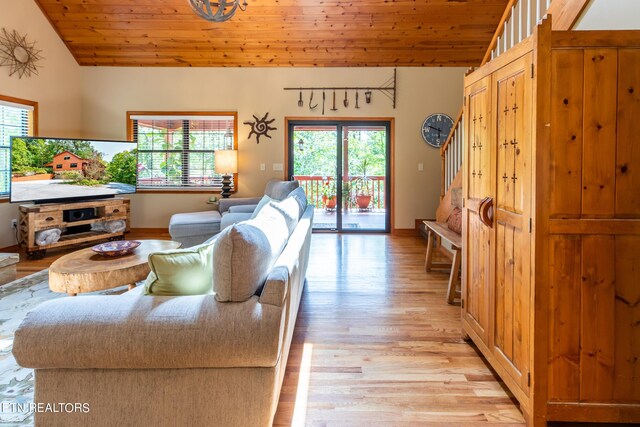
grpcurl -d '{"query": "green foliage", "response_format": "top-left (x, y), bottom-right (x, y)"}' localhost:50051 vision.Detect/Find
top-left (12, 166), bottom-right (48, 175)
top-left (107, 150), bottom-right (138, 186)
top-left (60, 170), bottom-right (105, 187)
top-left (293, 129), bottom-right (387, 206)
top-left (61, 171), bottom-right (83, 180)
top-left (293, 129), bottom-right (386, 178)
top-left (321, 178), bottom-right (336, 197)
top-left (11, 138), bottom-right (32, 170)
top-left (12, 138), bottom-right (104, 171)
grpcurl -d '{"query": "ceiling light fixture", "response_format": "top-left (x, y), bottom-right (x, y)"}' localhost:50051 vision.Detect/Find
top-left (188, 0), bottom-right (248, 23)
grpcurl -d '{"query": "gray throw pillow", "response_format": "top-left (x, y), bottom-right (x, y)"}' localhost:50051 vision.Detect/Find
top-left (287, 186), bottom-right (308, 218)
top-left (264, 179), bottom-right (299, 200)
top-left (250, 194), bottom-right (273, 219)
top-left (213, 204), bottom-right (289, 302)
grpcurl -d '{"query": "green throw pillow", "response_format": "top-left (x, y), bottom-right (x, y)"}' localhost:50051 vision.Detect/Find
top-left (144, 241), bottom-right (215, 296)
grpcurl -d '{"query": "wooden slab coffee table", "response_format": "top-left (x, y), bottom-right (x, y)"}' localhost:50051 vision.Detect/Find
top-left (49, 239), bottom-right (181, 296)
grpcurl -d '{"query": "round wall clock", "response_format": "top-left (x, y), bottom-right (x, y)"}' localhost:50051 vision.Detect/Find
top-left (421, 113), bottom-right (454, 148)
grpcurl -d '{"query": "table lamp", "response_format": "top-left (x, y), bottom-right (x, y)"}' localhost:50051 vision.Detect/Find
top-left (214, 149), bottom-right (237, 198)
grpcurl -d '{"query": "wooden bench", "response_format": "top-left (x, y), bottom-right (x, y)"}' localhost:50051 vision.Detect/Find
top-left (423, 221), bottom-right (462, 304)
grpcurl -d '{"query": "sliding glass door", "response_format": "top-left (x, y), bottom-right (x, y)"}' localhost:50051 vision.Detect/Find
top-left (288, 120), bottom-right (391, 232)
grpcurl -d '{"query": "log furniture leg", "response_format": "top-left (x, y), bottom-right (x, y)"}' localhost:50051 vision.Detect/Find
top-left (446, 247), bottom-right (461, 304)
top-left (425, 229), bottom-right (435, 272)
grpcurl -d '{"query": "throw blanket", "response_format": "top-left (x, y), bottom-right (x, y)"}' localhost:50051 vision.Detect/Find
top-left (34, 228), bottom-right (61, 246)
top-left (91, 220), bottom-right (126, 233)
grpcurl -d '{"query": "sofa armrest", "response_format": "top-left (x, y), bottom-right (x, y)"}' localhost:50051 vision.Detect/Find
top-left (259, 266), bottom-right (288, 307)
top-left (228, 204), bottom-right (258, 214)
top-left (218, 197), bottom-right (262, 214)
top-left (13, 294), bottom-right (283, 370)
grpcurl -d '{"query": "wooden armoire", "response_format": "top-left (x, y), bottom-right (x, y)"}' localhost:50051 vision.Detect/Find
top-left (461, 18), bottom-right (640, 426)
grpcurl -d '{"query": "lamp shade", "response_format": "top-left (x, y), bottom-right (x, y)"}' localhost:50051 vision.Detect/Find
top-left (215, 150), bottom-right (238, 174)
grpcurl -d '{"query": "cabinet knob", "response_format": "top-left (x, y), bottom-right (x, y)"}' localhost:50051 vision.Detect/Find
top-left (478, 197), bottom-right (494, 229)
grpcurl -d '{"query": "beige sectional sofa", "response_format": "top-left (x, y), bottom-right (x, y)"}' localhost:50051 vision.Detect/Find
top-left (13, 202), bottom-right (314, 426)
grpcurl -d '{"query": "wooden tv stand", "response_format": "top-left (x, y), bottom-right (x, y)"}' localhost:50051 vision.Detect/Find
top-left (18, 198), bottom-right (130, 259)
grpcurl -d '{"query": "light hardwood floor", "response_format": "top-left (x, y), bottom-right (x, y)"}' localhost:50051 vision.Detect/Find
top-left (12, 232), bottom-right (524, 425)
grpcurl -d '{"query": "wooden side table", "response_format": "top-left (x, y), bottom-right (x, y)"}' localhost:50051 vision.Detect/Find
top-left (49, 240), bottom-right (181, 296)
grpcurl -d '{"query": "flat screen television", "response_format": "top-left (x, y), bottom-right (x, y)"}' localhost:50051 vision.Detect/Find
top-left (10, 137), bottom-right (138, 204)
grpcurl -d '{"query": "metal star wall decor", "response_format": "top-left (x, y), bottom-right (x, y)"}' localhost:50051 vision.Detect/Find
top-left (0, 28), bottom-right (43, 79)
top-left (244, 112), bottom-right (277, 144)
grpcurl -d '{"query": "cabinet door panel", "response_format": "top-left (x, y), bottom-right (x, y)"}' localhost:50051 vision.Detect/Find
top-left (462, 75), bottom-right (492, 343)
top-left (492, 53), bottom-right (533, 394)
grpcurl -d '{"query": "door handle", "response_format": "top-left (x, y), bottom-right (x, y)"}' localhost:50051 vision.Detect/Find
top-left (478, 197), bottom-right (494, 228)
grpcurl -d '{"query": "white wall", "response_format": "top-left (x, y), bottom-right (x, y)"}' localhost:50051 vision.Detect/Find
top-left (0, 0), bottom-right (82, 248)
top-left (80, 67), bottom-right (465, 230)
top-left (575, 0), bottom-right (640, 30)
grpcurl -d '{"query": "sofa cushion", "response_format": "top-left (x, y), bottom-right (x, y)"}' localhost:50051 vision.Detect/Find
top-left (169, 210), bottom-right (222, 238)
top-left (264, 179), bottom-right (299, 200)
top-left (144, 241), bottom-right (215, 296)
top-left (268, 198), bottom-right (300, 235)
top-left (250, 194), bottom-right (274, 219)
top-left (287, 187), bottom-right (308, 218)
top-left (213, 204), bottom-right (289, 302)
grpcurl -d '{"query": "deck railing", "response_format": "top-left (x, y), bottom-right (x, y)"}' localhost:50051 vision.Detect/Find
top-left (294, 175), bottom-right (386, 211)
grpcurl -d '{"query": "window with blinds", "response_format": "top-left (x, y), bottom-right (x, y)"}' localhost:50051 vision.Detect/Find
top-left (129, 113), bottom-right (236, 190)
top-left (0, 98), bottom-right (35, 197)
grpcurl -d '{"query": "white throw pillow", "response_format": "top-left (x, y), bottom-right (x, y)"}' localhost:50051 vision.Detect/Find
top-left (268, 198), bottom-right (300, 236)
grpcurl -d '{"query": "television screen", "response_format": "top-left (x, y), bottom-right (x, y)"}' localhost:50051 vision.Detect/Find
top-left (10, 137), bottom-right (138, 204)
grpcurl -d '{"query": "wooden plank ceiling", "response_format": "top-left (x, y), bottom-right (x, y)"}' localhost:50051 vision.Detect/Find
top-left (35, 0), bottom-right (510, 67)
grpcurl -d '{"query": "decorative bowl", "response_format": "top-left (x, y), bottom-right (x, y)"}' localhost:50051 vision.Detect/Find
top-left (92, 240), bottom-right (141, 257)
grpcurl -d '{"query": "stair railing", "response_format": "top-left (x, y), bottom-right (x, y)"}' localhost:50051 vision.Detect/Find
top-left (439, 0), bottom-right (571, 200)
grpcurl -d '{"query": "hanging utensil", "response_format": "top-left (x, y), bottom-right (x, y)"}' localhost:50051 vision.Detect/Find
top-left (343, 90), bottom-right (349, 108)
top-left (365, 90), bottom-right (372, 104)
top-left (355, 91), bottom-right (360, 109)
top-left (322, 91), bottom-right (326, 115)
top-left (298, 90), bottom-right (304, 107)
top-left (309, 90), bottom-right (318, 110)
top-left (331, 90), bottom-right (338, 111)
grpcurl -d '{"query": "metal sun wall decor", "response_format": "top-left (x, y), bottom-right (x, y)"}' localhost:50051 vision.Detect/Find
top-left (284, 69), bottom-right (397, 113)
top-left (244, 112), bottom-right (277, 144)
top-left (0, 28), bottom-right (43, 79)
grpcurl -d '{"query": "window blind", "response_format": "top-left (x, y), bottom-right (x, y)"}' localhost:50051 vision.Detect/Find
top-left (0, 103), bottom-right (32, 196)
top-left (131, 114), bottom-right (235, 189)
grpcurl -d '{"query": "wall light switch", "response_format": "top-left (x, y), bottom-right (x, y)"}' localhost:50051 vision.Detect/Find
top-left (260, 163), bottom-right (266, 171)
top-left (418, 163), bottom-right (424, 172)
top-left (273, 163), bottom-right (283, 171)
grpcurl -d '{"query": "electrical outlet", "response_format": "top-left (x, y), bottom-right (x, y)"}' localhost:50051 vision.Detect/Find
top-left (11, 219), bottom-right (17, 229)
top-left (418, 163), bottom-right (424, 172)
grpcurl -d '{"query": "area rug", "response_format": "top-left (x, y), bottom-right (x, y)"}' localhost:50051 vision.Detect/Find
top-left (0, 271), bottom-right (132, 426)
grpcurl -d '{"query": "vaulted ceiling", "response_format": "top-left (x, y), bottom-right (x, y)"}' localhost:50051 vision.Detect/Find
top-left (35, 0), bottom-right (509, 67)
